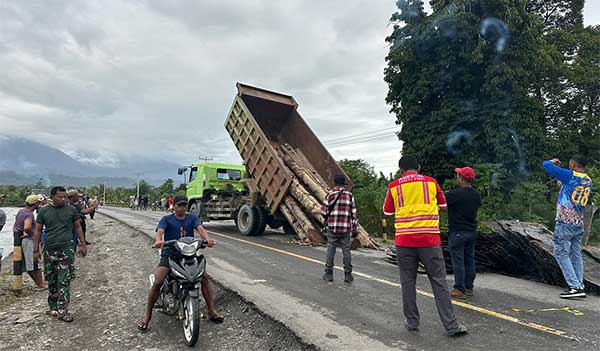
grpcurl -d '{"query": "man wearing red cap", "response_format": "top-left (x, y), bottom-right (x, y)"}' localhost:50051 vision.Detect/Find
top-left (445, 167), bottom-right (481, 299)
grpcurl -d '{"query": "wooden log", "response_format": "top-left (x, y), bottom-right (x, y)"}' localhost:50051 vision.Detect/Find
top-left (289, 179), bottom-right (324, 221)
top-left (283, 196), bottom-right (324, 245)
top-left (384, 220), bottom-right (600, 295)
top-left (275, 143), bottom-right (378, 249)
top-left (291, 147), bottom-right (330, 191)
top-left (283, 153), bottom-right (378, 249)
top-left (278, 202), bottom-right (308, 241)
top-left (355, 226), bottom-right (379, 249)
top-left (280, 144), bottom-right (328, 200)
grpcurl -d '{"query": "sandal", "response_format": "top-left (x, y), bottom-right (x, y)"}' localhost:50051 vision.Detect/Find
top-left (208, 313), bottom-right (224, 323)
top-left (58, 312), bottom-right (74, 323)
top-left (137, 320), bottom-right (149, 332)
top-left (45, 310), bottom-right (59, 317)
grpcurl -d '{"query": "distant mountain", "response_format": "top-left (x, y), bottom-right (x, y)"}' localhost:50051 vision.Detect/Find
top-left (0, 135), bottom-right (182, 186)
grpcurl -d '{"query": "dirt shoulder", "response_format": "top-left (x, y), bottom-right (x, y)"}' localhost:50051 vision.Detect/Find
top-left (0, 215), bottom-right (316, 351)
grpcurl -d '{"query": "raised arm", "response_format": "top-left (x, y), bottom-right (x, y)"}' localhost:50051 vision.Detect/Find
top-left (543, 159), bottom-right (572, 183)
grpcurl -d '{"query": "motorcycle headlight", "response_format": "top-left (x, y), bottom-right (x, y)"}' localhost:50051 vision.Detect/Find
top-left (177, 241), bottom-right (198, 256)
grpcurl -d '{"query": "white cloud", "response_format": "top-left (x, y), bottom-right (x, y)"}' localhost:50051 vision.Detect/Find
top-left (1, 1), bottom-right (597, 179)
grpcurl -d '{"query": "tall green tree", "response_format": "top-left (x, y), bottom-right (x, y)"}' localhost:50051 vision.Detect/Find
top-left (158, 178), bottom-right (175, 198)
top-left (338, 159), bottom-right (377, 189)
top-left (527, 0), bottom-right (584, 30)
top-left (385, 0), bottom-right (547, 185)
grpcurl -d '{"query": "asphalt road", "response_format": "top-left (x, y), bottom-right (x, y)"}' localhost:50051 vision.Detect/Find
top-left (101, 207), bottom-right (600, 351)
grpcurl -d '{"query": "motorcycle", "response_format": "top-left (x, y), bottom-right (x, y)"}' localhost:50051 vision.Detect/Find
top-left (149, 237), bottom-right (209, 346)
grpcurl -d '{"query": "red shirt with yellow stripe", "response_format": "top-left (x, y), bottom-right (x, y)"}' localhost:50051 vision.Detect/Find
top-left (383, 171), bottom-right (446, 247)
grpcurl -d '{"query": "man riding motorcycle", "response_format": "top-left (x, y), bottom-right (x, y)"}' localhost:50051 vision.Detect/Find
top-left (137, 195), bottom-right (224, 331)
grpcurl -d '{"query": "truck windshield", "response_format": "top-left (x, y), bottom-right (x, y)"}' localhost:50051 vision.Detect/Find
top-left (217, 168), bottom-right (241, 181)
top-left (189, 167), bottom-right (198, 182)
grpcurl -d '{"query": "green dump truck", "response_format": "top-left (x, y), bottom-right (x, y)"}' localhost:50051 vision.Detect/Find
top-left (179, 162), bottom-right (285, 236)
top-left (180, 83), bottom-right (376, 248)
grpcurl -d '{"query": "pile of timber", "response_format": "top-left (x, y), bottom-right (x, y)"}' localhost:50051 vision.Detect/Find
top-left (385, 220), bottom-right (600, 294)
top-left (274, 143), bottom-right (378, 249)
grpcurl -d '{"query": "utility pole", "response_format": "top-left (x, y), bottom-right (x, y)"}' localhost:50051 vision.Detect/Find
top-left (135, 173), bottom-right (143, 199)
top-left (103, 182), bottom-right (106, 205)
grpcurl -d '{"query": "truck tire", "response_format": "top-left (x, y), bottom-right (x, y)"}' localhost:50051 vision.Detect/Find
top-left (253, 207), bottom-right (267, 236)
top-left (237, 204), bottom-right (262, 236)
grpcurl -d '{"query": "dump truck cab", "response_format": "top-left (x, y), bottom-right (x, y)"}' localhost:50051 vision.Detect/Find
top-left (186, 163), bottom-right (246, 199)
top-left (179, 162), bottom-right (248, 221)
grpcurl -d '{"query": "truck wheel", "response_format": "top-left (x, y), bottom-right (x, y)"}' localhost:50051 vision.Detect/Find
top-left (189, 202), bottom-right (200, 217)
top-left (253, 207), bottom-right (267, 236)
top-left (237, 204), bottom-right (259, 236)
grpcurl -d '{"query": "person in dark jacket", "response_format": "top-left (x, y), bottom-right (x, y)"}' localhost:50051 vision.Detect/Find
top-left (446, 167), bottom-right (481, 299)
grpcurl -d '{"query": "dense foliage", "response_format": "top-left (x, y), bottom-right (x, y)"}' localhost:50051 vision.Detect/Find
top-left (380, 0), bottom-right (599, 241)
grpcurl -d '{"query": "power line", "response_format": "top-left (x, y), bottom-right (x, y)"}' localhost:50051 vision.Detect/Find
top-left (326, 131), bottom-right (400, 147)
top-left (326, 130), bottom-right (399, 145)
top-left (322, 97), bottom-right (526, 147)
top-left (324, 98), bottom-right (532, 148)
top-left (323, 126), bottom-right (400, 143)
top-left (327, 132), bottom-right (400, 148)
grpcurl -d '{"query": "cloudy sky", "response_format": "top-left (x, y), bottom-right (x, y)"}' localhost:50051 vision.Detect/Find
top-left (1, 1), bottom-right (599, 176)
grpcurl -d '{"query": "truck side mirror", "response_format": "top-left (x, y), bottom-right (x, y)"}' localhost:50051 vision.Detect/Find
top-left (178, 168), bottom-right (185, 175)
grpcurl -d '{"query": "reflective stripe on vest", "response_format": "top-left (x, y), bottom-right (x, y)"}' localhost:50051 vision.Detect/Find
top-left (390, 179), bottom-right (440, 235)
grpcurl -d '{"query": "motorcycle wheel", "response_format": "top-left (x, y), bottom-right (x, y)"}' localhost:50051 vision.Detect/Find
top-left (182, 295), bottom-right (201, 346)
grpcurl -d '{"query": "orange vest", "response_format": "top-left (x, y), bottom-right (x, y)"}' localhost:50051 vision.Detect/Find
top-left (388, 173), bottom-right (441, 236)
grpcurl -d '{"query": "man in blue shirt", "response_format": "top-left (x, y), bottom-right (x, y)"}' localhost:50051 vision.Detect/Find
top-left (138, 195), bottom-right (223, 331)
top-left (543, 156), bottom-right (593, 299)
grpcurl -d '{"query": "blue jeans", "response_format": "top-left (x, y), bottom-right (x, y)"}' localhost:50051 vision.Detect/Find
top-left (449, 231), bottom-right (476, 292)
top-left (553, 222), bottom-right (584, 289)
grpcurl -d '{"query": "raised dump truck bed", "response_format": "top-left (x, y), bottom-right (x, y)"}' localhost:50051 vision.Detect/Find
top-left (225, 83), bottom-right (376, 248)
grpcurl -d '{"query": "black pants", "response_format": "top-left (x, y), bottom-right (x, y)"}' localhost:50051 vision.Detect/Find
top-left (448, 231), bottom-right (477, 292)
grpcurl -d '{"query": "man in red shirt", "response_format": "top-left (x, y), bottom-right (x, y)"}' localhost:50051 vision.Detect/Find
top-left (383, 155), bottom-right (467, 336)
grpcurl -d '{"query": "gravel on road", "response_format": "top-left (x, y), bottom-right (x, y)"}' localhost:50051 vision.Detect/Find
top-left (0, 215), bottom-right (317, 351)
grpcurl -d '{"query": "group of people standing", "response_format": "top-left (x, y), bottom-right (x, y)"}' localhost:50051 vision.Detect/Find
top-left (129, 195), bottom-right (150, 210)
top-left (129, 195), bottom-right (174, 212)
top-left (320, 154), bottom-right (592, 336)
top-left (10, 187), bottom-right (99, 322)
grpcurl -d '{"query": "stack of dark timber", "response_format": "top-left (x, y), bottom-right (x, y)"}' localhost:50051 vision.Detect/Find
top-left (385, 220), bottom-right (600, 294)
top-left (275, 143), bottom-right (378, 249)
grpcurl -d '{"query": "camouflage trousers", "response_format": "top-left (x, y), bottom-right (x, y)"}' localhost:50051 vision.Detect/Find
top-left (44, 247), bottom-right (75, 313)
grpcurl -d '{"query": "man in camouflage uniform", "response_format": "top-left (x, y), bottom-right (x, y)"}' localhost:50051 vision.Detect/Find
top-left (34, 186), bottom-right (87, 322)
